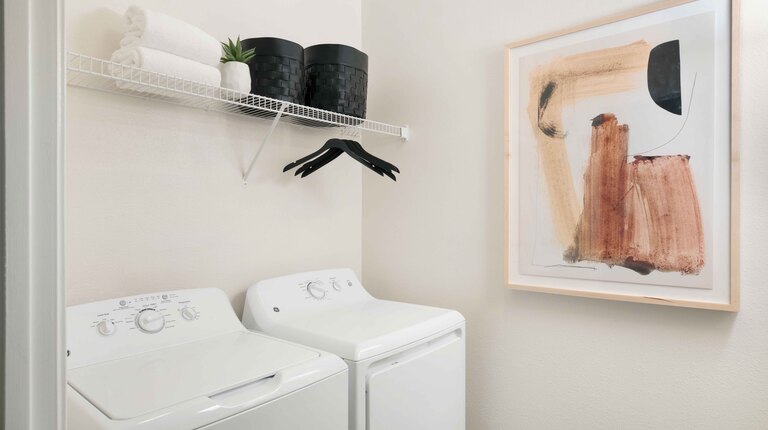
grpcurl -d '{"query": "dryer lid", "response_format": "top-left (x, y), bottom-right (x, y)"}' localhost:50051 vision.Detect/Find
top-left (67, 331), bottom-right (319, 420)
top-left (269, 300), bottom-right (465, 361)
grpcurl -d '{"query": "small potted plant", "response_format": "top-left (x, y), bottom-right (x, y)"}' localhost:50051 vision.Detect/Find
top-left (220, 36), bottom-right (255, 93)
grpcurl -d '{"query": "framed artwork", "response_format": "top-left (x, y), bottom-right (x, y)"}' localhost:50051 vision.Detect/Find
top-left (505, 0), bottom-right (740, 311)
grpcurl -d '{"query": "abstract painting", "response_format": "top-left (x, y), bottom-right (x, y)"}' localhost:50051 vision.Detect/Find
top-left (506, 0), bottom-right (739, 310)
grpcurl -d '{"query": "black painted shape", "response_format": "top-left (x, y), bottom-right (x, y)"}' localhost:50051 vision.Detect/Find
top-left (538, 81), bottom-right (561, 137)
top-left (647, 40), bottom-right (682, 115)
top-left (591, 114), bottom-right (608, 127)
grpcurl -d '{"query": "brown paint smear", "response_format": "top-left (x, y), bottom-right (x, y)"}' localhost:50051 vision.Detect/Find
top-left (527, 41), bottom-right (651, 246)
top-left (564, 114), bottom-right (704, 275)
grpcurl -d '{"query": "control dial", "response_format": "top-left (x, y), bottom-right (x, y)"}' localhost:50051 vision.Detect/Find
top-left (180, 306), bottom-right (199, 321)
top-left (135, 309), bottom-right (165, 334)
top-left (306, 282), bottom-right (326, 300)
top-left (331, 279), bottom-right (342, 291)
top-left (96, 319), bottom-right (116, 336)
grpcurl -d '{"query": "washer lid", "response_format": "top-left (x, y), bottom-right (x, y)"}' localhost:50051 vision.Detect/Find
top-left (269, 300), bottom-right (465, 361)
top-left (67, 331), bottom-right (319, 420)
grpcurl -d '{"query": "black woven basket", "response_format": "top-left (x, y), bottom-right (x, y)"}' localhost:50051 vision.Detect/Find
top-left (241, 37), bottom-right (305, 104)
top-left (304, 44), bottom-right (368, 119)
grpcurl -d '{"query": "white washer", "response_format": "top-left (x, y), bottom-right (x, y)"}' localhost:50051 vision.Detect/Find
top-left (242, 269), bottom-right (466, 430)
top-left (66, 288), bottom-right (348, 430)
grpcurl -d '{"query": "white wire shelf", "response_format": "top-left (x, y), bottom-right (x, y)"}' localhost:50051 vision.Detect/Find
top-left (66, 52), bottom-right (408, 140)
top-left (66, 52), bottom-right (408, 183)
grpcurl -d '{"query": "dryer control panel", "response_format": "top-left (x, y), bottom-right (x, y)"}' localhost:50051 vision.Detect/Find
top-left (242, 269), bottom-right (377, 333)
top-left (67, 288), bottom-right (243, 369)
top-left (300, 273), bottom-right (356, 302)
top-left (252, 268), bottom-right (372, 309)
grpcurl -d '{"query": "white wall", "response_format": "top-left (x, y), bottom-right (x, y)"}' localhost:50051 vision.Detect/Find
top-left (362, 0), bottom-right (768, 429)
top-left (65, 0), bottom-right (363, 313)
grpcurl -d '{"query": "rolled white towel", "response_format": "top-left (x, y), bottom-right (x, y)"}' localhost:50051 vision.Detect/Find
top-left (111, 47), bottom-right (222, 88)
top-left (120, 5), bottom-right (221, 67)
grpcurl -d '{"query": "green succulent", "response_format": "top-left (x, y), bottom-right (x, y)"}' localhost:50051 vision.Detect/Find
top-left (220, 36), bottom-right (255, 63)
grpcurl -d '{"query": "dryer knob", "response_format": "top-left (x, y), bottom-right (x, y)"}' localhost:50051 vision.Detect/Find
top-left (307, 282), bottom-right (326, 300)
top-left (180, 306), bottom-right (199, 321)
top-left (96, 319), bottom-right (116, 336)
top-left (135, 309), bottom-right (165, 334)
top-left (331, 280), bottom-right (342, 291)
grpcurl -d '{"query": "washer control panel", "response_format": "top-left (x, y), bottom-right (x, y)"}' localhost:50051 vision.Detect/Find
top-left (83, 291), bottom-right (201, 338)
top-left (67, 288), bottom-right (241, 369)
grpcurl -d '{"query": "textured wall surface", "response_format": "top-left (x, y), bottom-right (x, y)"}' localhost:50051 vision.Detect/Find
top-left (361, 0), bottom-right (768, 428)
top-left (66, 0), bottom-right (363, 313)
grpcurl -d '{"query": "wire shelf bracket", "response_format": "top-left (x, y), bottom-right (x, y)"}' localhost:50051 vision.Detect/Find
top-left (242, 103), bottom-right (286, 184)
top-left (65, 52), bottom-right (409, 183)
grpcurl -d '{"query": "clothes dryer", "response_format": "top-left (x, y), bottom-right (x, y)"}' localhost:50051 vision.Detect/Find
top-left (243, 269), bottom-right (465, 430)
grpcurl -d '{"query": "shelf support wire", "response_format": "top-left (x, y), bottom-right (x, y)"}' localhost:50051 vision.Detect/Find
top-left (242, 103), bottom-right (288, 185)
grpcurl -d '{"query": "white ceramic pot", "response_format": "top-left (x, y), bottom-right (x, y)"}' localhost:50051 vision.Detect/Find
top-left (219, 61), bottom-right (251, 93)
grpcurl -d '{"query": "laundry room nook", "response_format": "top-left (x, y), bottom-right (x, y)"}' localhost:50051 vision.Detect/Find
top-left (3, 0), bottom-right (768, 429)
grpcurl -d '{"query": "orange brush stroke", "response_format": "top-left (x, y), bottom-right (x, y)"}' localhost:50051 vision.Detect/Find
top-left (527, 40), bottom-right (651, 247)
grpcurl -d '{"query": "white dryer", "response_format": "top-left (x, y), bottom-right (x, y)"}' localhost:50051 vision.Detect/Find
top-left (66, 288), bottom-right (348, 430)
top-left (242, 269), bottom-right (466, 430)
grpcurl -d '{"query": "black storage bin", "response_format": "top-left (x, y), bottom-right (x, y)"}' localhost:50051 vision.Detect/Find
top-left (304, 44), bottom-right (368, 118)
top-left (241, 37), bottom-right (304, 104)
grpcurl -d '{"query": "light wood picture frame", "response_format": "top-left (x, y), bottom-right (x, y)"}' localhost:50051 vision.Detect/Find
top-left (505, 0), bottom-right (740, 311)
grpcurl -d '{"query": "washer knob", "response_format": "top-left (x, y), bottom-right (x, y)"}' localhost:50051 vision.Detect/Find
top-left (135, 309), bottom-right (165, 334)
top-left (307, 282), bottom-right (326, 299)
top-left (180, 306), bottom-right (199, 321)
top-left (96, 319), bottom-right (116, 336)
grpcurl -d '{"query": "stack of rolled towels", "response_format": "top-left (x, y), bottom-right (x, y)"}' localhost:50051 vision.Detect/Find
top-left (111, 6), bottom-right (222, 88)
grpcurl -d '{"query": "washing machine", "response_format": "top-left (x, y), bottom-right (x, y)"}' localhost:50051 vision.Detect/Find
top-left (242, 268), bottom-right (466, 430)
top-left (66, 288), bottom-right (348, 429)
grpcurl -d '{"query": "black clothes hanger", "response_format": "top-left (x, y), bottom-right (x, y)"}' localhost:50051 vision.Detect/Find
top-left (342, 140), bottom-right (400, 174)
top-left (292, 142), bottom-right (347, 177)
top-left (282, 143), bottom-right (333, 172)
top-left (284, 139), bottom-right (354, 173)
top-left (283, 139), bottom-right (399, 181)
top-left (299, 148), bottom-right (392, 179)
top-left (296, 147), bottom-right (344, 177)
